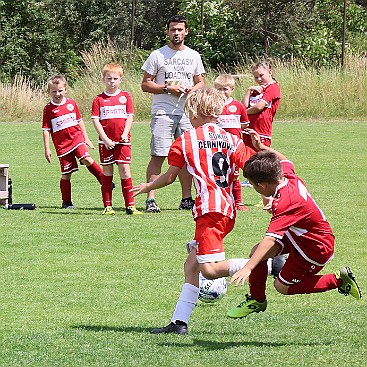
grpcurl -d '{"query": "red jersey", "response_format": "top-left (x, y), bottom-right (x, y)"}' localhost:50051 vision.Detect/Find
top-left (91, 90), bottom-right (134, 144)
top-left (168, 123), bottom-right (254, 219)
top-left (247, 82), bottom-right (281, 139)
top-left (42, 98), bottom-right (85, 157)
top-left (267, 161), bottom-right (335, 266)
top-left (217, 98), bottom-right (249, 139)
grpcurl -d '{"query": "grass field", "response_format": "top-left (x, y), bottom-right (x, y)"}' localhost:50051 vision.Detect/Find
top-left (0, 120), bottom-right (366, 367)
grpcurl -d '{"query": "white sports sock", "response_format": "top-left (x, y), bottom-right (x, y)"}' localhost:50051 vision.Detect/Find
top-left (171, 283), bottom-right (199, 325)
top-left (228, 258), bottom-right (249, 276)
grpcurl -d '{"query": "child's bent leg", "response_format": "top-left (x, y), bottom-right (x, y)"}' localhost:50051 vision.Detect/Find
top-left (82, 157), bottom-right (103, 184)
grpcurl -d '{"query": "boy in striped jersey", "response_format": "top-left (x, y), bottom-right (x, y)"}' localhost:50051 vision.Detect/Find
top-left (132, 87), bottom-right (255, 334)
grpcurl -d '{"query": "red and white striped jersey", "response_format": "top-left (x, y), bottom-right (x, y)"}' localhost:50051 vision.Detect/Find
top-left (267, 161), bottom-right (335, 266)
top-left (42, 98), bottom-right (85, 157)
top-left (91, 90), bottom-right (134, 144)
top-left (168, 123), bottom-right (254, 219)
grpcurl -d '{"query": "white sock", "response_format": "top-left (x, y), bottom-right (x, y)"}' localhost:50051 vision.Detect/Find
top-left (171, 283), bottom-right (199, 325)
top-left (228, 258), bottom-right (249, 276)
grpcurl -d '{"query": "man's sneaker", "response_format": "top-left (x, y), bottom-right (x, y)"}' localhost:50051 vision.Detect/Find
top-left (145, 199), bottom-right (160, 213)
top-left (126, 205), bottom-right (142, 215)
top-left (102, 206), bottom-right (115, 215)
top-left (227, 294), bottom-right (267, 319)
top-left (62, 201), bottom-right (76, 209)
top-left (151, 321), bottom-right (188, 335)
top-left (236, 203), bottom-right (249, 212)
top-left (337, 266), bottom-right (362, 300)
top-left (178, 197), bottom-right (195, 210)
top-left (241, 180), bottom-right (253, 188)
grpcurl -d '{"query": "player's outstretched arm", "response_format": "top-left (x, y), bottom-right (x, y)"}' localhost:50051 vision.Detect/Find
top-left (245, 128), bottom-right (288, 161)
top-left (131, 165), bottom-right (181, 197)
top-left (230, 235), bottom-right (277, 286)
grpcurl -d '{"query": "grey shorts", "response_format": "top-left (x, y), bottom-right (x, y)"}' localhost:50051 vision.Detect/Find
top-left (150, 112), bottom-right (193, 156)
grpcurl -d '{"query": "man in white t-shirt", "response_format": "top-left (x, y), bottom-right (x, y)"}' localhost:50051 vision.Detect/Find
top-left (141, 15), bottom-right (205, 213)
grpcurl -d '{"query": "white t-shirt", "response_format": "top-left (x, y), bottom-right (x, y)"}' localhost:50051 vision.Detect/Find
top-left (142, 45), bottom-right (205, 115)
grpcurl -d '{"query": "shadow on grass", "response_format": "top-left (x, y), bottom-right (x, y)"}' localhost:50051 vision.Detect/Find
top-left (159, 339), bottom-right (333, 350)
top-left (71, 324), bottom-right (151, 333)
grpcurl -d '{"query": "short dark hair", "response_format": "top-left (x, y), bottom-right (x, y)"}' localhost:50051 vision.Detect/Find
top-left (244, 151), bottom-right (283, 185)
top-left (166, 15), bottom-right (188, 29)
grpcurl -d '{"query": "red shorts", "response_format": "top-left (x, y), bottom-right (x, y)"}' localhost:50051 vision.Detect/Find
top-left (276, 238), bottom-right (328, 286)
top-left (243, 134), bottom-right (271, 151)
top-left (194, 212), bottom-right (235, 264)
top-left (58, 143), bottom-right (90, 174)
top-left (99, 143), bottom-right (131, 165)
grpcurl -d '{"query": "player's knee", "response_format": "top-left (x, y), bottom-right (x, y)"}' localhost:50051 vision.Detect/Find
top-left (274, 278), bottom-right (289, 295)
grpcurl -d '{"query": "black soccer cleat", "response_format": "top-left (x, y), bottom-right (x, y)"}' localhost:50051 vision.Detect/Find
top-left (151, 321), bottom-right (188, 335)
top-left (178, 197), bottom-right (195, 210)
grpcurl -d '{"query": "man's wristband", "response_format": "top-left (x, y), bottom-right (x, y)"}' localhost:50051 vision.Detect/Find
top-left (163, 85), bottom-right (168, 94)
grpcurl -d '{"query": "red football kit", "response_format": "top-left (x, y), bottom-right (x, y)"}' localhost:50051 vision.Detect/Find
top-left (42, 98), bottom-right (85, 157)
top-left (168, 123), bottom-right (254, 262)
top-left (216, 98), bottom-right (249, 139)
top-left (91, 90), bottom-right (134, 165)
top-left (91, 90), bottom-right (134, 144)
top-left (267, 160), bottom-right (335, 284)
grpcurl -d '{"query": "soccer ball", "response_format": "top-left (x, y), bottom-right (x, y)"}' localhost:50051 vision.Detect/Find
top-left (198, 272), bottom-right (227, 303)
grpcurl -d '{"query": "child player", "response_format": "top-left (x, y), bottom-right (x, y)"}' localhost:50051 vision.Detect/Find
top-left (132, 88), bottom-right (256, 334)
top-left (91, 63), bottom-right (141, 215)
top-left (241, 62), bottom-right (281, 212)
top-left (214, 74), bottom-right (249, 212)
top-left (42, 75), bottom-right (103, 209)
top-left (227, 129), bottom-right (362, 319)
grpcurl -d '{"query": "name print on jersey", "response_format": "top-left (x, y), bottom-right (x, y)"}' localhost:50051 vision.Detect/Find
top-left (99, 105), bottom-right (127, 120)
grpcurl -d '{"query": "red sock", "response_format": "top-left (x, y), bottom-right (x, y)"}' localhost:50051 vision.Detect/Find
top-left (101, 175), bottom-right (113, 207)
top-left (249, 260), bottom-right (268, 302)
top-left (121, 177), bottom-right (134, 207)
top-left (288, 273), bottom-right (341, 295)
top-left (232, 180), bottom-right (243, 205)
top-left (60, 178), bottom-right (72, 203)
top-left (87, 161), bottom-right (103, 184)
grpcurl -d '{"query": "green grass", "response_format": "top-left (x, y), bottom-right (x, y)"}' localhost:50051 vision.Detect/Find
top-left (0, 120), bottom-right (366, 367)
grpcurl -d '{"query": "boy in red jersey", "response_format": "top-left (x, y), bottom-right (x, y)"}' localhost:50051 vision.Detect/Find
top-left (92, 63), bottom-right (141, 215)
top-left (227, 130), bottom-right (362, 319)
top-left (132, 88), bottom-right (255, 334)
top-left (214, 74), bottom-right (250, 211)
top-left (42, 75), bottom-right (103, 209)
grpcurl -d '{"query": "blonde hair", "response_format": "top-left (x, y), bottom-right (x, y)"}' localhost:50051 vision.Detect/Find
top-left (102, 63), bottom-right (123, 77)
top-left (214, 74), bottom-right (235, 89)
top-left (47, 75), bottom-right (67, 92)
top-left (185, 87), bottom-right (226, 119)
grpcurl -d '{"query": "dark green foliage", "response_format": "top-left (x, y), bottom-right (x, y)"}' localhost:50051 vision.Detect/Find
top-left (0, 0), bottom-right (366, 84)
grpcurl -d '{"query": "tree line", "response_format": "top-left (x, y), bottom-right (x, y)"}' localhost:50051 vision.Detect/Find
top-left (1, 0), bottom-right (366, 85)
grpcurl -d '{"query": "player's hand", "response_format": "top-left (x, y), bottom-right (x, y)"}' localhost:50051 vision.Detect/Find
top-left (121, 134), bottom-right (129, 144)
top-left (85, 138), bottom-right (95, 150)
top-left (229, 267), bottom-right (252, 287)
top-left (104, 139), bottom-right (115, 150)
top-left (44, 149), bottom-right (52, 163)
top-left (131, 183), bottom-right (150, 197)
top-left (248, 85), bottom-right (264, 94)
top-left (244, 128), bottom-right (264, 150)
